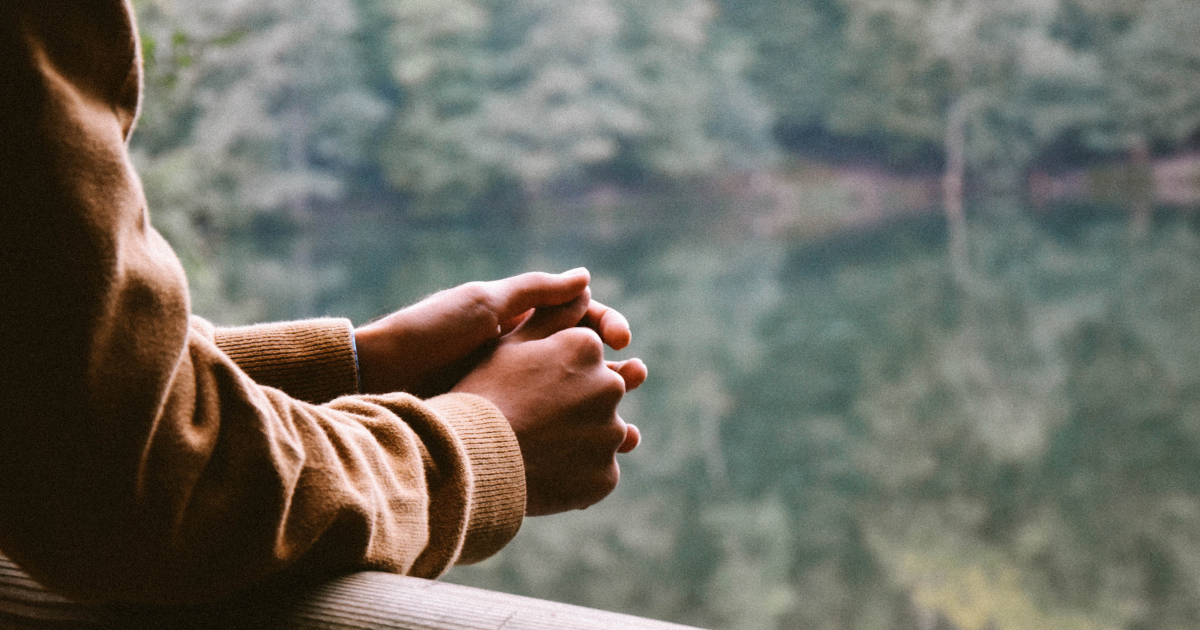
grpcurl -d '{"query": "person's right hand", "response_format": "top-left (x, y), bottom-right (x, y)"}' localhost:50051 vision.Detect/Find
top-left (451, 292), bottom-right (646, 516)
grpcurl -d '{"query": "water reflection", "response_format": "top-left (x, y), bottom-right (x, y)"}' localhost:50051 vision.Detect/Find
top-left (297, 190), bottom-right (1200, 629)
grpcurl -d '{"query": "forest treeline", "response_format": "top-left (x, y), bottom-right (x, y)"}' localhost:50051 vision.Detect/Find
top-left (127, 0), bottom-right (1200, 628)
top-left (129, 0), bottom-right (1200, 319)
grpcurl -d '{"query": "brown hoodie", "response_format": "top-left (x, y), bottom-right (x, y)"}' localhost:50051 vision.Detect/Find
top-left (0, 0), bottom-right (524, 605)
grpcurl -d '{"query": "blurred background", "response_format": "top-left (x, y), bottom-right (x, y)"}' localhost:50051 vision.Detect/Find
top-left (129, 0), bottom-right (1200, 627)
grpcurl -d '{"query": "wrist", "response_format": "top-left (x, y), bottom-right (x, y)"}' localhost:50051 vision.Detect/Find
top-left (351, 330), bottom-right (362, 393)
top-left (352, 322), bottom-right (391, 394)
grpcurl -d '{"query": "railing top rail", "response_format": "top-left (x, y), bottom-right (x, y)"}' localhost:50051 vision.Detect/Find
top-left (0, 553), bottom-right (706, 630)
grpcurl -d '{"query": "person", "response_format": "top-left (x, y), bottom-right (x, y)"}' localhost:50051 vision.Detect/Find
top-left (0, 0), bottom-right (646, 605)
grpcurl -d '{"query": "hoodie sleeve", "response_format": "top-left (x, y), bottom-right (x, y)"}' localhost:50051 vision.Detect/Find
top-left (0, 0), bottom-right (524, 605)
top-left (206, 317), bottom-right (361, 404)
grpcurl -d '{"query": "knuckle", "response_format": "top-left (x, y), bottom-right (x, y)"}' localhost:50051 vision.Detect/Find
top-left (604, 367), bottom-right (625, 393)
top-left (594, 369), bottom-right (626, 406)
top-left (562, 327), bottom-right (604, 360)
top-left (460, 282), bottom-right (499, 324)
top-left (573, 465), bottom-right (619, 511)
top-left (523, 271), bottom-right (555, 285)
top-left (592, 462), bottom-right (621, 502)
top-left (587, 417), bottom-right (627, 455)
top-left (459, 281), bottom-right (491, 305)
top-left (604, 420), bottom-right (628, 450)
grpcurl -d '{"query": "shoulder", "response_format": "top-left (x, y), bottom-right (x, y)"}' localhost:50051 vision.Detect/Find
top-left (3, 0), bottom-right (141, 139)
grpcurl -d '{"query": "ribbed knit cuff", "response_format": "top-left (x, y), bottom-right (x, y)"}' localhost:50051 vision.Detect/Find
top-left (424, 393), bottom-right (525, 565)
top-left (213, 318), bottom-right (359, 404)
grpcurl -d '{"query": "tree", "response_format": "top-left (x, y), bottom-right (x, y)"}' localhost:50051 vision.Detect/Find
top-left (714, 0), bottom-right (846, 134)
top-left (132, 0), bottom-right (387, 322)
top-left (1045, 0), bottom-right (1200, 234)
top-left (375, 0), bottom-right (775, 217)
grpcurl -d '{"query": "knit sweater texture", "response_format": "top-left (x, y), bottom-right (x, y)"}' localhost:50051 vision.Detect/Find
top-left (0, 0), bottom-right (525, 605)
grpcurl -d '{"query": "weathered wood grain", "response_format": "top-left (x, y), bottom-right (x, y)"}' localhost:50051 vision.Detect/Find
top-left (0, 553), bottom-right (705, 630)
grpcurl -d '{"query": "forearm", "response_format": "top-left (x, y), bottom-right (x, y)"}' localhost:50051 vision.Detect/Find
top-left (206, 318), bottom-right (361, 403)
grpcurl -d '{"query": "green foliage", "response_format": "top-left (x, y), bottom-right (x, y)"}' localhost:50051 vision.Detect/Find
top-left (375, 0), bottom-right (776, 216)
top-left (1058, 0), bottom-right (1200, 152)
top-left (721, 0), bottom-right (1200, 188)
top-left (133, 0), bottom-right (386, 322)
top-left (716, 0), bottom-right (845, 129)
top-left (721, 211), bottom-right (1200, 629)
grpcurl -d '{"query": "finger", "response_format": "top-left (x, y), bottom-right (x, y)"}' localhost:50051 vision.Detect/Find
top-left (510, 289), bottom-right (591, 341)
top-left (580, 300), bottom-right (632, 350)
top-left (499, 309), bottom-right (533, 335)
top-left (617, 423), bottom-right (640, 454)
top-left (606, 358), bottom-right (648, 391)
top-left (489, 268), bottom-right (590, 322)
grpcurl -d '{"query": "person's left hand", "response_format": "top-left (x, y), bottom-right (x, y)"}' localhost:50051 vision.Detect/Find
top-left (353, 268), bottom-right (633, 397)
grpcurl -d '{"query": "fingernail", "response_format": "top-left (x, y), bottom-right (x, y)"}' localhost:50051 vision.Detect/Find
top-left (564, 267), bottom-right (588, 277)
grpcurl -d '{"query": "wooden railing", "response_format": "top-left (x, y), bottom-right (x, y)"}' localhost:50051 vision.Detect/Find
top-left (0, 552), bottom-right (704, 629)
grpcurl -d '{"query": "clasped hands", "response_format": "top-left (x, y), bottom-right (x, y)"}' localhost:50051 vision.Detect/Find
top-left (353, 269), bottom-right (646, 516)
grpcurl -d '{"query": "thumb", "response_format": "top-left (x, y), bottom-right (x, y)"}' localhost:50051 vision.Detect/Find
top-left (509, 289), bottom-right (591, 342)
top-left (491, 268), bottom-right (591, 325)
